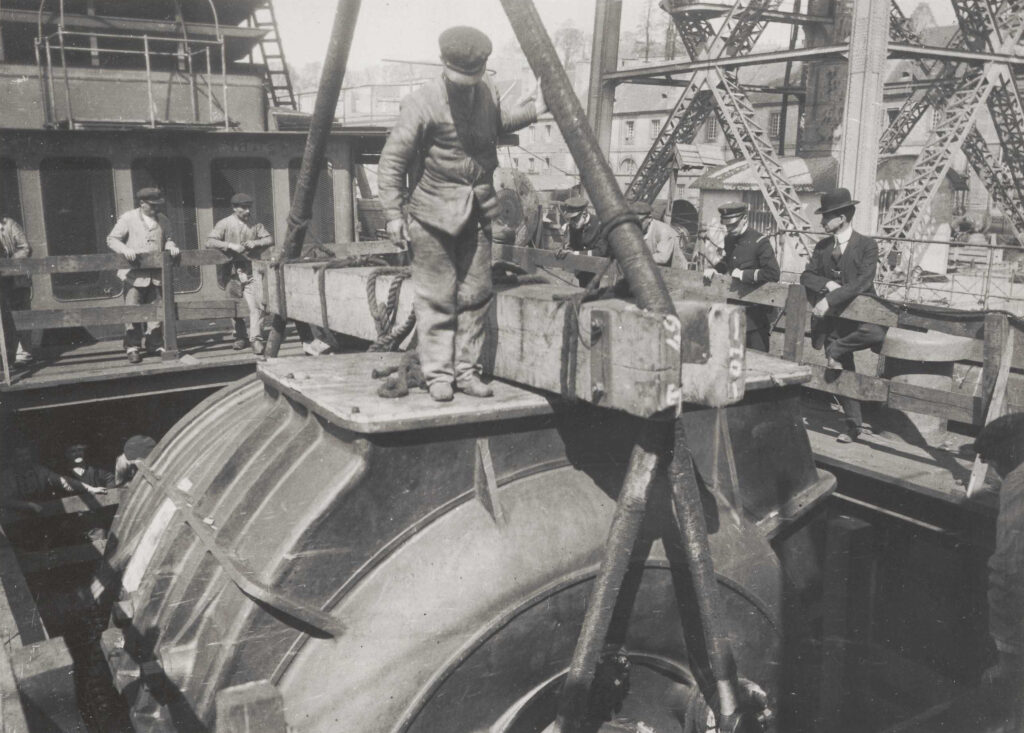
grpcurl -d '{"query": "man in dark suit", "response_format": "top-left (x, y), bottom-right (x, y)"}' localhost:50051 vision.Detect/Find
top-left (801, 188), bottom-right (887, 443)
top-left (703, 201), bottom-right (780, 351)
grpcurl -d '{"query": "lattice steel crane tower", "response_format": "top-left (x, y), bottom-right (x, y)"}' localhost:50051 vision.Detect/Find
top-left (587, 0), bottom-right (1024, 294)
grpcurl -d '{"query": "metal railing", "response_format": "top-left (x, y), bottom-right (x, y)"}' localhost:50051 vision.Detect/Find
top-left (32, 0), bottom-right (229, 129)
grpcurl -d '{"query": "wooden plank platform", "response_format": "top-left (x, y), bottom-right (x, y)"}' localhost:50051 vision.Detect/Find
top-left (801, 397), bottom-right (998, 513)
top-left (258, 350), bottom-right (811, 435)
top-left (0, 329), bottom-right (304, 411)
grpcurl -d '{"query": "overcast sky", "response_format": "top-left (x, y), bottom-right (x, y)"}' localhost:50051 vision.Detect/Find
top-left (275, 0), bottom-right (954, 72)
top-left (276, 0), bottom-right (596, 71)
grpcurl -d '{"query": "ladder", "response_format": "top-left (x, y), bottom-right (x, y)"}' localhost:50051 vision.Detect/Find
top-left (878, 0), bottom-right (1024, 275)
top-left (249, 0), bottom-right (297, 110)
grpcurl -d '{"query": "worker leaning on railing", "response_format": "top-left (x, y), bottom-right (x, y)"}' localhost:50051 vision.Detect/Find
top-left (105, 187), bottom-right (180, 365)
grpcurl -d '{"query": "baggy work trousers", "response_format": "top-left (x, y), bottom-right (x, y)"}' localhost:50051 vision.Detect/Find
top-left (123, 283), bottom-right (163, 351)
top-left (408, 216), bottom-right (493, 387)
top-left (231, 277), bottom-right (265, 342)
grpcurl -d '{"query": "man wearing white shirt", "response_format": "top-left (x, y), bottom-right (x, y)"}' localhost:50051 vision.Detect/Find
top-left (800, 188), bottom-right (886, 443)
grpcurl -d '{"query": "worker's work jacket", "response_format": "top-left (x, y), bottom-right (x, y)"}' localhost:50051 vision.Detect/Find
top-left (378, 75), bottom-right (537, 237)
top-left (206, 214), bottom-right (273, 287)
top-left (106, 209), bottom-right (176, 288)
top-left (646, 219), bottom-right (687, 269)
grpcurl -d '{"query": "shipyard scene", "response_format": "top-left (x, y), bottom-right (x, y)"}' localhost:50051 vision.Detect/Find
top-left (0, 0), bottom-right (1023, 731)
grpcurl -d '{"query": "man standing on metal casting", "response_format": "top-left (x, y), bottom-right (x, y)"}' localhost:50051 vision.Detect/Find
top-left (378, 26), bottom-right (546, 402)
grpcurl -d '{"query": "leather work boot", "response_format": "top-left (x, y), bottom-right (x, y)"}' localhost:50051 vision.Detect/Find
top-left (457, 375), bottom-right (494, 398)
top-left (428, 382), bottom-right (454, 402)
top-left (232, 338), bottom-right (248, 350)
top-left (127, 350), bottom-right (143, 365)
top-left (251, 339), bottom-right (265, 356)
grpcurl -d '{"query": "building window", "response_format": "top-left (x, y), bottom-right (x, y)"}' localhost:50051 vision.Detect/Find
top-left (0, 159), bottom-right (22, 224)
top-left (529, 158), bottom-right (535, 172)
top-left (624, 120), bottom-right (636, 143)
top-left (131, 157), bottom-right (200, 292)
top-left (545, 124), bottom-right (553, 142)
top-left (211, 158), bottom-right (275, 236)
top-left (513, 157), bottom-right (519, 169)
top-left (932, 106), bottom-right (945, 130)
top-left (876, 188), bottom-right (901, 228)
top-left (526, 126), bottom-right (534, 143)
top-left (887, 108), bottom-right (900, 126)
top-left (289, 158), bottom-right (336, 244)
top-left (705, 116), bottom-right (718, 143)
top-left (650, 119), bottom-right (662, 140)
top-left (741, 191), bottom-right (773, 233)
top-left (619, 158), bottom-right (637, 176)
top-left (544, 157), bottom-right (551, 170)
top-left (953, 188), bottom-right (969, 216)
top-left (768, 111), bottom-right (782, 140)
top-left (40, 157), bottom-right (118, 300)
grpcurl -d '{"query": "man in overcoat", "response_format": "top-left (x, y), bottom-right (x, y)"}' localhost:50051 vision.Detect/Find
top-left (378, 26), bottom-right (544, 401)
top-left (703, 201), bottom-right (780, 351)
top-left (800, 188), bottom-right (886, 442)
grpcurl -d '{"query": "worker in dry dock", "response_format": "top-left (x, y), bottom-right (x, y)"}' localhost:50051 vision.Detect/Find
top-left (378, 26), bottom-right (545, 402)
top-left (0, 442), bottom-right (103, 515)
top-left (800, 188), bottom-right (886, 444)
top-left (206, 192), bottom-right (274, 356)
top-left (702, 201), bottom-right (779, 352)
top-left (106, 188), bottom-right (180, 365)
top-left (112, 434), bottom-right (157, 488)
top-left (973, 412), bottom-right (1024, 729)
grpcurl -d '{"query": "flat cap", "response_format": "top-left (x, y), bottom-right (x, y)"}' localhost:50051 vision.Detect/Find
top-left (974, 413), bottom-right (1024, 461)
top-left (563, 195), bottom-right (589, 212)
top-left (630, 200), bottom-right (653, 217)
top-left (123, 434), bottom-right (157, 461)
top-left (136, 187), bottom-right (165, 204)
top-left (718, 201), bottom-right (748, 220)
top-left (231, 193), bottom-right (254, 206)
top-left (439, 26), bottom-right (492, 75)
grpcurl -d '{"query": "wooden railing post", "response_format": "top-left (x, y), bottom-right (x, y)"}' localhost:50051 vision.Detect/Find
top-left (0, 277), bottom-right (11, 385)
top-left (783, 283), bottom-right (808, 363)
top-left (161, 252), bottom-right (179, 361)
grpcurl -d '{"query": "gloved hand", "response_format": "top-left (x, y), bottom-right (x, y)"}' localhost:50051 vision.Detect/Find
top-left (386, 218), bottom-right (409, 249)
top-left (702, 267), bottom-right (716, 284)
top-left (812, 298), bottom-right (830, 317)
top-left (731, 268), bottom-right (744, 280)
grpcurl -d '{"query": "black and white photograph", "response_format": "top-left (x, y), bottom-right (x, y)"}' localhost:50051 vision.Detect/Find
top-left (0, 0), bottom-right (1022, 730)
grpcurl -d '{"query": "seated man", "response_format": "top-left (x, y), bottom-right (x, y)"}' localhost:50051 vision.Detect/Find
top-left (206, 193), bottom-right (274, 355)
top-left (62, 441), bottom-right (113, 491)
top-left (800, 188), bottom-right (886, 443)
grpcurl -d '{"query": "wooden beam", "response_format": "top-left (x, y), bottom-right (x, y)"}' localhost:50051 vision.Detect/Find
top-left (0, 490), bottom-right (122, 525)
top-left (16, 539), bottom-right (106, 575)
top-left (968, 326), bottom-right (1016, 496)
top-left (161, 251), bottom-right (179, 361)
top-left (272, 266), bottom-right (752, 414)
top-left (783, 283), bottom-right (808, 363)
top-left (10, 638), bottom-right (87, 731)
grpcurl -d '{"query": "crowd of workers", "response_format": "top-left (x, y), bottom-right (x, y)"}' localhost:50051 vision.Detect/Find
top-left (0, 434), bottom-right (154, 515)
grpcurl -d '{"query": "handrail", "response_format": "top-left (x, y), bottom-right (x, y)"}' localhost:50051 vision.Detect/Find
top-left (492, 243), bottom-right (1024, 426)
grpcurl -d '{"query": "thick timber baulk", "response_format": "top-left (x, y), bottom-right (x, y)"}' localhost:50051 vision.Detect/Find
top-left (95, 350), bottom-right (832, 732)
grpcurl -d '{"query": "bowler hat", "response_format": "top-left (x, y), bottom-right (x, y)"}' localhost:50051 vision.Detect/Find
top-left (136, 187), bottom-right (165, 204)
top-left (231, 193), bottom-right (254, 207)
top-left (123, 434), bottom-right (156, 461)
top-left (718, 201), bottom-right (748, 221)
top-left (815, 188), bottom-right (859, 216)
top-left (439, 26), bottom-right (491, 77)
